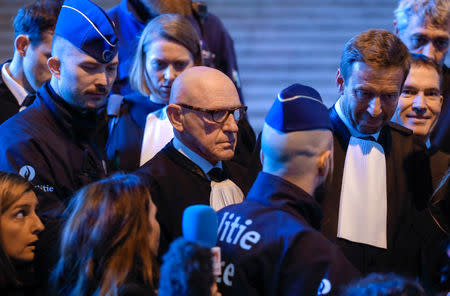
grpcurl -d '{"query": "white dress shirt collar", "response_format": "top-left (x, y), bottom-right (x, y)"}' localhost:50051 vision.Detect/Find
top-left (335, 97), bottom-right (380, 140)
top-left (1, 63), bottom-right (29, 106)
top-left (173, 137), bottom-right (222, 178)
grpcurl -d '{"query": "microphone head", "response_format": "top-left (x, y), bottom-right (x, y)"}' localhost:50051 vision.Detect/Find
top-left (182, 205), bottom-right (218, 248)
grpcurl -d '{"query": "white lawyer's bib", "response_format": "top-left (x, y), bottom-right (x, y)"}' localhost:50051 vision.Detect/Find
top-left (140, 106), bottom-right (174, 166)
top-left (337, 136), bottom-right (387, 249)
top-left (210, 180), bottom-right (244, 211)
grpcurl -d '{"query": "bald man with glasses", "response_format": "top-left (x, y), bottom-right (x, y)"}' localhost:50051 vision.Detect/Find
top-left (136, 66), bottom-right (252, 257)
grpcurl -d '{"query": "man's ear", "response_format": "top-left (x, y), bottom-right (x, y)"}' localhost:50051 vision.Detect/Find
top-left (15, 35), bottom-right (30, 57)
top-left (336, 68), bottom-right (345, 96)
top-left (166, 104), bottom-right (184, 132)
top-left (317, 149), bottom-right (332, 177)
top-left (47, 57), bottom-right (61, 78)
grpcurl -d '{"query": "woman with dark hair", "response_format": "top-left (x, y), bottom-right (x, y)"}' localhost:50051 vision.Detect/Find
top-left (159, 238), bottom-right (221, 296)
top-left (51, 173), bottom-right (160, 296)
top-left (0, 172), bottom-right (45, 295)
top-left (106, 14), bottom-right (202, 172)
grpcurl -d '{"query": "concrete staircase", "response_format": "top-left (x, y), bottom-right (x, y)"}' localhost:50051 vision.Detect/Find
top-left (3, 0), bottom-right (446, 131)
top-left (205, 0), bottom-right (399, 131)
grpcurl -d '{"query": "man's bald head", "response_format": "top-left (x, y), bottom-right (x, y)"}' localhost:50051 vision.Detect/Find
top-left (261, 124), bottom-right (333, 196)
top-left (166, 66), bottom-right (242, 164)
top-left (169, 66), bottom-right (240, 108)
top-left (261, 124), bottom-right (333, 177)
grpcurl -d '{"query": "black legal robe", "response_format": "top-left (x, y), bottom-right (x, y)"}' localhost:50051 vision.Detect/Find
top-left (320, 106), bottom-right (420, 276)
top-left (136, 140), bottom-right (254, 257)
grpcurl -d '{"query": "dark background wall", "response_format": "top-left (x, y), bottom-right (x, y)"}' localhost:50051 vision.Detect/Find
top-left (1, 0), bottom-right (448, 131)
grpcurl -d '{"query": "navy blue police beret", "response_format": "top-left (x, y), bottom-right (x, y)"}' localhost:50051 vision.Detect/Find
top-left (54, 0), bottom-right (118, 63)
top-left (265, 83), bottom-right (332, 132)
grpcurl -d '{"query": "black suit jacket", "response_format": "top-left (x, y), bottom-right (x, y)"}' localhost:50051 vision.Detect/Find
top-left (136, 141), bottom-right (254, 257)
top-left (0, 60), bottom-right (21, 125)
top-left (321, 106), bottom-right (419, 276)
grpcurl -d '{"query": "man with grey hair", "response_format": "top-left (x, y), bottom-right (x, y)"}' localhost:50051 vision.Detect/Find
top-left (394, 0), bottom-right (450, 151)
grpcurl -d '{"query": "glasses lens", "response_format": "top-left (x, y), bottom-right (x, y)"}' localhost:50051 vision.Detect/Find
top-left (232, 108), bottom-right (241, 121)
top-left (212, 110), bottom-right (228, 123)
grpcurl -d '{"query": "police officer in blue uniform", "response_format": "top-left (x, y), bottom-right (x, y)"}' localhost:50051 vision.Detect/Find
top-left (0, 0), bottom-right (118, 289)
top-left (217, 84), bottom-right (360, 296)
top-left (0, 0), bottom-right (118, 215)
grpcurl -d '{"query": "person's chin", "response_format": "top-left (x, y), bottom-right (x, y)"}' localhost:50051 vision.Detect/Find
top-left (85, 98), bottom-right (107, 109)
top-left (359, 121), bottom-right (383, 134)
top-left (159, 87), bottom-right (171, 98)
top-left (217, 149), bottom-right (235, 161)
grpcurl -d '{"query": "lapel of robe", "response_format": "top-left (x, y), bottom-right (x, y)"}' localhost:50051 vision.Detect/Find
top-left (163, 141), bottom-right (208, 180)
top-left (321, 105), bottom-right (350, 238)
top-left (164, 140), bottom-right (252, 196)
top-left (377, 123), bottom-right (399, 246)
top-left (323, 106), bottom-right (409, 247)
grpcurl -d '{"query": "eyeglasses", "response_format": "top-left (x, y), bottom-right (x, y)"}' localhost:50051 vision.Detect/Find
top-left (178, 103), bottom-right (247, 124)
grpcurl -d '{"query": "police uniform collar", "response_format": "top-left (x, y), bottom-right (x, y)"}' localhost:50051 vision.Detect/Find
top-left (39, 83), bottom-right (102, 139)
top-left (246, 172), bottom-right (323, 230)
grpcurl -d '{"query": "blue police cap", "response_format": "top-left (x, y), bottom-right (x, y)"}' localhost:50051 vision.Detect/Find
top-left (54, 0), bottom-right (118, 63)
top-left (265, 83), bottom-right (332, 132)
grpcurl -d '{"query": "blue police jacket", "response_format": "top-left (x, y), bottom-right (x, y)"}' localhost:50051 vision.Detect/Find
top-left (217, 172), bottom-right (360, 296)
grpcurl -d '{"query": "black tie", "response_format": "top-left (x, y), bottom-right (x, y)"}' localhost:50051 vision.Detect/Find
top-left (21, 93), bottom-right (36, 108)
top-left (207, 167), bottom-right (227, 182)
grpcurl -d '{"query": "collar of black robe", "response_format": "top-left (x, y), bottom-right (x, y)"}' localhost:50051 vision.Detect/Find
top-left (38, 82), bottom-right (103, 140)
top-left (246, 172), bottom-right (323, 230)
top-left (329, 104), bottom-right (393, 154)
top-left (162, 139), bottom-right (231, 181)
top-left (0, 59), bottom-right (20, 107)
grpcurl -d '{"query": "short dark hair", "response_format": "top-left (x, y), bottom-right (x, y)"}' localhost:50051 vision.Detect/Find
top-left (340, 29), bottom-right (411, 83)
top-left (410, 53), bottom-right (443, 85)
top-left (343, 273), bottom-right (426, 296)
top-left (13, 0), bottom-right (63, 45)
top-left (159, 238), bottom-right (214, 296)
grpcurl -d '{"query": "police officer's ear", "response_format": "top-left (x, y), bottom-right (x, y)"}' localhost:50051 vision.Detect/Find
top-left (317, 149), bottom-right (332, 178)
top-left (166, 104), bottom-right (184, 132)
top-left (15, 35), bottom-right (31, 57)
top-left (336, 68), bottom-right (345, 96)
top-left (47, 57), bottom-right (61, 79)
